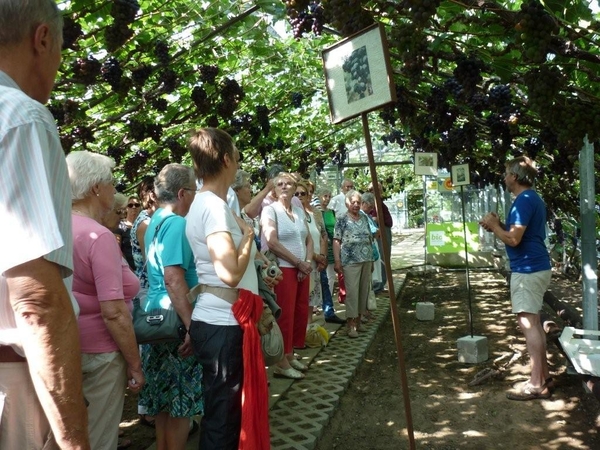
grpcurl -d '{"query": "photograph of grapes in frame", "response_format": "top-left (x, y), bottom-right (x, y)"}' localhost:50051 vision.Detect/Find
top-left (451, 163), bottom-right (470, 187)
top-left (322, 23), bottom-right (396, 124)
top-left (414, 152), bottom-right (438, 176)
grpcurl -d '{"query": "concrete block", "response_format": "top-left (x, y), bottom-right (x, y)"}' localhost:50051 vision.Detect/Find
top-left (457, 335), bottom-right (488, 364)
top-left (415, 302), bottom-right (435, 321)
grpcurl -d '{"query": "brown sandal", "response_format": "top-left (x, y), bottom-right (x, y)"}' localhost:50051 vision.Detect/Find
top-left (506, 382), bottom-right (551, 401)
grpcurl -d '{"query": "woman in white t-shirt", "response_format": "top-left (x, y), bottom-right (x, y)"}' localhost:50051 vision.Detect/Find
top-left (261, 173), bottom-right (314, 380)
top-left (185, 128), bottom-right (257, 450)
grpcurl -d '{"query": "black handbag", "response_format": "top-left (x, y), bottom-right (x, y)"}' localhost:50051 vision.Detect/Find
top-left (132, 215), bottom-right (186, 345)
top-left (132, 298), bottom-right (186, 345)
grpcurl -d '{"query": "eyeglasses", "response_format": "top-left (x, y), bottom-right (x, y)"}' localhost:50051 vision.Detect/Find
top-left (127, 203), bottom-right (141, 208)
top-left (294, 191), bottom-right (307, 197)
top-left (349, 201), bottom-right (361, 205)
top-left (276, 181), bottom-right (294, 187)
top-left (116, 209), bottom-right (126, 215)
top-left (183, 188), bottom-right (197, 195)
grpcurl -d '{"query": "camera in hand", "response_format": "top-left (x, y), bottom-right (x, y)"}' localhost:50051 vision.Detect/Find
top-left (262, 263), bottom-right (281, 279)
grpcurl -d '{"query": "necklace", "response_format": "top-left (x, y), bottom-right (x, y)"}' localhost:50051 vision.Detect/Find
top-left (306, 212), bottom-right (312, 223)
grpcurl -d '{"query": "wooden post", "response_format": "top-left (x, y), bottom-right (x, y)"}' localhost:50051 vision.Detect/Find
top-left (362, 112), bottom-right (416, 449)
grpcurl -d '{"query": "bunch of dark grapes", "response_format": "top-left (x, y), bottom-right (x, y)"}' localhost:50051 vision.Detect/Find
top-left (486, 113), bottom-right (512, 150)
top-left (165, 137), bottom-right (187, 162)
top-left (128, 119), bottom-right (147, 141)
top-left (159, 70), bottom-right (178, 94)
top-left (154, 41), bottom-right (171, 66)
top-left (191, 86), bottom-right (211, 113)
top-left (218, 78), bottom-right (244, 119)
top-left (105, 23), bottom-right (134, 52)
top-left (60, 134), bottom-right (75, 153)
top-left (407, 0), bottom-right (441, 27)
top-left (73, 126), bottom-right (95, 144)
top-left (122, 152), bottom-right (148, 181)
top-left (48, 103), bottom-right (66, 125)
top-left (131, 65), bottom-right (152, 85)
top-left (291, 92), bottom-right (303, 108)
top-left (110, 0), bottom-right (139, 25)
top-left (443, 77), bottom-right (463, 99)
top-left (72, 56), bottom-right (102, 85)
top-left (523, 136), bottom-right (542, 159)
top-left (101, 57), bottom-right (123, 89)
top-left (516, 1), bottom-right (558, 63)
top-left (288, 1), bottom-right (325, 38)
top-left (322, 0), bottom-right (374, 37)
top-left (206, 116), bottom-right (220, 128)
top-left (523, 65), bottom-right (563, 114)
top-left (382, 129), bottom-right (404, 146)
top-left (453, 55), bottom-right (484, 93)
top-left (107, 145), bottom-right (127, 164)
top-left (199, 65), bottom-right (219, 84)
top-left (393, 85), bottom-right (417, 120)
top-left (274, 138), bottom-right (286, 150)
top-left (379, 106), bottom-right (397, 127)
top-left (146, 124), bottom-right (163, 144)
top-left (62, 16), bottom-right (82, 50)
top-left (468, 92), bottom-right (489, 115)
top-left (425, 86), bottom-right (448, 115)
top-left (256, 105), bottom-right (270, 136)
top-left (488, 84), bottom-right (511, 111)
top-left (230, 114), bottom-right (253, 135)
top-left (151, 98), bottom-right (168, 112)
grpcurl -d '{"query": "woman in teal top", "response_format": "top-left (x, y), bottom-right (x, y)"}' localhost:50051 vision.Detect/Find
top-left (139, 164), bottom-right (203, 449)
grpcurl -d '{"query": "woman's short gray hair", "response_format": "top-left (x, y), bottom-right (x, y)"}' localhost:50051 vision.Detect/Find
top-left (66, 151), bottom-right (115, 201)
top-left (0, 0), bottom-right (63, 47)
top-left (316, 187), bottom-right (332, 197)
top-left (361, 192), bottom-right (375, 206)
top-left (345, 189), bottom-right (361, 205)
top-left (231, 169), bottom-right (250, 191)
top-left (154, 163), bottom-right (195, 204)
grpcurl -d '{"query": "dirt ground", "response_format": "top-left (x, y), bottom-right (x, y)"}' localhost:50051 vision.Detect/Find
top-left (119, 269), bottom-right (600, 450)
top-left (315, 270), bottom-right (600, 450)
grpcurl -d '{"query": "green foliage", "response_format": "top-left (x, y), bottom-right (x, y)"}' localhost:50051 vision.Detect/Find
top-left (52, 0), bottom-right (600, 219)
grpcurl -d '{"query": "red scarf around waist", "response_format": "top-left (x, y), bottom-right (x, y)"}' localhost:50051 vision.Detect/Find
top-left (232, 289), bottom-right (270, 450)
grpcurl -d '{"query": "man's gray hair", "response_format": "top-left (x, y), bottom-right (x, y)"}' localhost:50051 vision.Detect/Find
top-left (505, 156), bottom-right (537, 187)
top-left (66, 151), bottom-right (115, 201)
top-left (0, 0), bottom-right (63, 47)
top-left (361, 192), bottom-right (375, 206)
top-left (341, 178), bottom-right (353, 188)
top-left (231, 169), bottom-right (250, 191)
top-left (154, 163), bottom-right (195, 204)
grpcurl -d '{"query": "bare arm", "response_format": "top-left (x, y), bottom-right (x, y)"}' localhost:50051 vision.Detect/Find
top-left (206, 215), bottom-right (255, 287)
top-left (261, 215), bottom-right (312, 275)
top-left (333, 239), bottom-right (343, 273)
top-left (100, 300), bottom-right (145, 390)
top-left (136, 220), bottom-right (149, 261)
top-left (164, 266), bottom-right (194, 357)
top-left (480, 212), bottom-right (525, 247)
top-left (244, 180), bottom-right (273, 220)
top-left (6, 258), bottom-right (90, 450)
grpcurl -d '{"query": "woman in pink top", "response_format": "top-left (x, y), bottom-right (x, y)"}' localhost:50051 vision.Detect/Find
top-left (66, 151), bottom-right (144, 450)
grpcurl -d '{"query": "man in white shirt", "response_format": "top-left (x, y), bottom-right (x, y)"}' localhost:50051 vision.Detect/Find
top-left (328, 178), bottom-right (355, 217)
top-left (0, 1), bottom-right (90, 448)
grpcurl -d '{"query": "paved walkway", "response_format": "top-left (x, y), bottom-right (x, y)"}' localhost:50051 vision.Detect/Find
top-left (146, 230), bottom-right (426, 450)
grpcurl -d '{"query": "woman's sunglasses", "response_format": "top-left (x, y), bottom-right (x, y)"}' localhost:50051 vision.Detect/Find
top-left (294, 191), bottom-right (307, 197)
top-left (127, 203), bottom-right (141, 208)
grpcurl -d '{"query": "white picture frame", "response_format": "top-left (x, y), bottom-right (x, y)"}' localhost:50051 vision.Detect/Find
top-left (322, 23), bottom-right (396, 124)
top-left (414, 152), bottom-right (438, 176)
top-left (451, 163), bottom-right (470, 187)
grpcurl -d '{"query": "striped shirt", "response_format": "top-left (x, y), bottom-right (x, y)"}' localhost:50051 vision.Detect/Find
top-left (0, 71), bottom-right (77, 353)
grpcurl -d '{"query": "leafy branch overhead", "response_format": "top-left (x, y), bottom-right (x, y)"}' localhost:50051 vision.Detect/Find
top-left (53, 0), bottom-right (599, 217)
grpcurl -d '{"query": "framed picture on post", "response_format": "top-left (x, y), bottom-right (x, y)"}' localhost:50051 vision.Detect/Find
top-left (322, 23), bottom-right (396, 124)
top-left (414, 152), bottom-right (438, 176)
top-left (451, 163), bottom-right (470, 186)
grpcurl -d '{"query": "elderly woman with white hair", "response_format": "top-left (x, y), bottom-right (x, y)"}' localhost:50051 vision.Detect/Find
top-left (67, 150), bottom-right (145, 450)
top-left (333, 190), bottom-right (374, 338)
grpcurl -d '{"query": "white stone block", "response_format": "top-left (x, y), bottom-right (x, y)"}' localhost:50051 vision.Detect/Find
top-left (457, 335), bottom-right (488, 364)
top-left (415, 302), bottom-right (434, 321)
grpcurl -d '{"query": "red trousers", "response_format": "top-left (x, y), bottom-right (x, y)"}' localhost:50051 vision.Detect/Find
top-left (274, 267), bottom-right (310, 354)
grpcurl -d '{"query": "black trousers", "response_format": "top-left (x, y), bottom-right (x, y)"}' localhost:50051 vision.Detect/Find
top-left (189, 320), bottom-right (243, 450)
